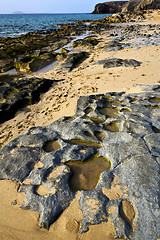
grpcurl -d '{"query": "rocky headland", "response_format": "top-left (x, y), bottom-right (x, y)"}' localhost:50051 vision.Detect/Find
top-left (122, 0), bottom-right (160, 12)
top-left (92, 0), bottom-right (160, 14)
top-left (92, 1), bottom-right (127, 14)
top-left (0, 9), bottom-right (160, 240)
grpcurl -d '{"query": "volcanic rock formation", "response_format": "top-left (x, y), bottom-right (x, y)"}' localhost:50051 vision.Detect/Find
top-left (92, 0), bottom-right (160, 14)
top-left (92, 1), bottom-right (128, 14)
top-left (122, 0), bottom-right (160, 12)
top-left (0, 85), bottom-right (159, 239)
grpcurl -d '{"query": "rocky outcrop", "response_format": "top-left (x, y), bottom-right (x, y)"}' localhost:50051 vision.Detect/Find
top-left (93, 58), bottom-right (141, 68)
top-left (0, 75), bottom-right (53, 123)
top-left (57, 52), bottom-right (89, 71)
top-left (0, 85), bottom-right (159, 239)
top-left (72, 37), bottom-right (99, 49)
top-left (92, 0), bottom-right (160, 14)
top-left (122, 0), bottom-right (160, 12)
top-left (0, 24), bottom-right (86, 74)
top-left (15, 53), bottom-right (57, 74)
top-left (92, 1), bottom-right (128, 14)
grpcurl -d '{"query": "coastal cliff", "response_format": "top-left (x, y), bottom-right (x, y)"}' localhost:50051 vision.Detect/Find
top-left (122, 0), bottom-right (160, 12)
top-left (92, 1), bottom-right (128, 14)
top-left (92, 0), bottom-right (160, 14)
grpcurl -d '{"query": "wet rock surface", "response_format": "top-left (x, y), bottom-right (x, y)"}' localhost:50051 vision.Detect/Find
top-left (93, 58), bottom-right (141, 68)
top-left (0, 85), bottom-right (159, 239)
top-left (0, 76), bottom-right (54, 124)
top-left (0, 26), bottom-right (84, 73)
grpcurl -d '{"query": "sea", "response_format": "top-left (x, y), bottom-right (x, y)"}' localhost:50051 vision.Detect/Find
top-left (0, 13), bottom-right (109, 38)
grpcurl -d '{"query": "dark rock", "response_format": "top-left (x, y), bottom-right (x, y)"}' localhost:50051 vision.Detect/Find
top-left (104, 41), bottom-right (124, 51)
top-left (0, 59), bottom-right (15, 73)
top-left (93, 58), bottom-right (141, 68)
top-left (0, 77), bottom-right (53, 124)
top-left (72, 37), bottom-right (99, 49)
top-left (104, 39), bottom-right (132, 51)
top-left (92, 1), bottom-right (128, 14)
top-left (0, 74), bottom-right (24, 83)
top-left (0, 85), bottom-right (159, 239)
top-left (57, 52), bottom-right (89, 71)
top-left (15, 53), bottom-right (57, 74)
top-left (0, 30), bottom-right (73, 74)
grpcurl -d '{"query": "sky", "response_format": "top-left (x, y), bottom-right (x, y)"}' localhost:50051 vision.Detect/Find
top-left (0, 0), bottom-right (107, 14)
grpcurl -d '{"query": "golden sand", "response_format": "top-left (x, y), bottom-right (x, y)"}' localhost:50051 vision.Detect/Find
top-left (0, 10), bottom-right (159, 240)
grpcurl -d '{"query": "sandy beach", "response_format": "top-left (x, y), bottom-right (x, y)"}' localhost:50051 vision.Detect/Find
top-left (0, 10), bottom-right (160, 240)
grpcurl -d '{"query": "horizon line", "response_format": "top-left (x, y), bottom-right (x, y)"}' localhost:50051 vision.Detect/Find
top-left (0, 12), bottom-right (95, 15)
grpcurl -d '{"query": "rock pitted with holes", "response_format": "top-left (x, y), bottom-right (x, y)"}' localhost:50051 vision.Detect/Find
top-left (0, 85), bottom-right (159, 239)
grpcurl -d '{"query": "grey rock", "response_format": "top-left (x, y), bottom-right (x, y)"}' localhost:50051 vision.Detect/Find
top-left (0, 85), bottom-right (159, 239)
top-left (104, 41), bottom-right (124, 51)
top-left (94, 58), bottom-right (141, 68)
top-left (72, 37), bottom-right (99, 49)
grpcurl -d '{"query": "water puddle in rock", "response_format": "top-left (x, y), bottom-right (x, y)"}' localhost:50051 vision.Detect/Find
top-left (65, 154), bottom-right (111, 191)
top-left (43, 140), bottom-right (61, 152)
top-left (68, 139), bottom-right (102, 148)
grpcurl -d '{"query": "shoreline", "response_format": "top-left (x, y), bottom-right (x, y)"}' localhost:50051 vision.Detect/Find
top-left (0, 10), bottom-right (160, 240)
top-left (0, 13), bottom-right (109, 38)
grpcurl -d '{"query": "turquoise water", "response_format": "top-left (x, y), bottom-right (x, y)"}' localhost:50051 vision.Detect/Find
top-left (0, 13), bottom-right (109, 37)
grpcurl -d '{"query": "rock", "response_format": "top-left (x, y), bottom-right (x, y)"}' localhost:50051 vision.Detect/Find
top-left (0, 59), bottom-right (15, 73)
top-left (57, 52), bottom-right (89, 71)
top-left (56, 52), bottom-right (68, 62)
top-left (0, 29), bottom-right (73, 74)
top-left (93, 58), bottom-right (141, 68)
top-left (0, 73), bottom-right (24, 82)
top-left (15, 53), bottom-right (57, 74)
top-left (104, 41), bottom-right (124, 51)
top-left (122, 0), bottom-right (160, 12)
top-left (122, 0), bottom-right (143, 12)
top-left (102, 12), bottom-right (145, 23)
top-left (0, 77), bottom-right (53, 124)
top-left (0, 85), bottom-right (159, 239)
top-left (92, 1), bottom-right (128, 14)
top-left (61, 48), bottom-right (69, 53)
top-left (72, 37), bottom-right (99, 49)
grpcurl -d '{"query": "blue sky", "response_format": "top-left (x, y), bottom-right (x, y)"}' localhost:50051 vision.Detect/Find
top-left (0, 0), bottom-right (107, 14)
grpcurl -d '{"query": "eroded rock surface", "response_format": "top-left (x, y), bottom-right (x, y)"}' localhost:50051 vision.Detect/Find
top-left (0, 85), bottom-right (159, 239)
